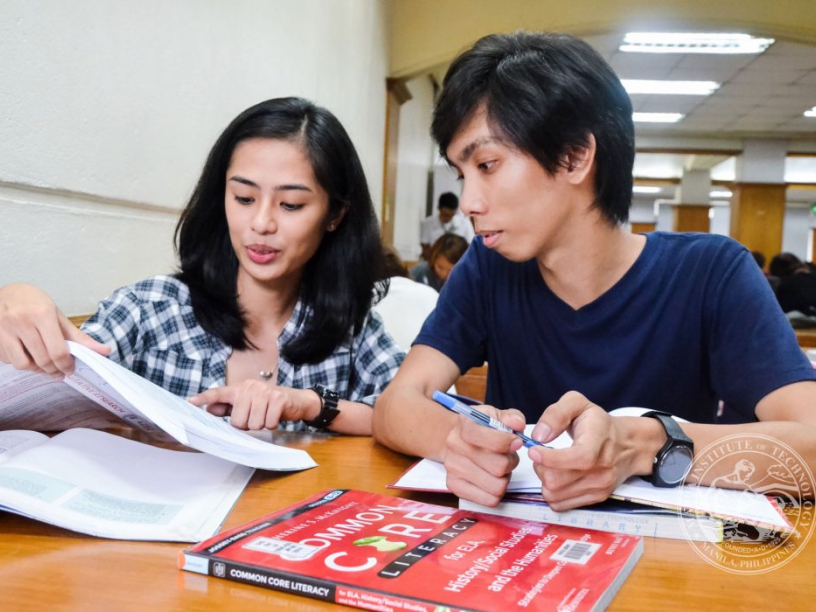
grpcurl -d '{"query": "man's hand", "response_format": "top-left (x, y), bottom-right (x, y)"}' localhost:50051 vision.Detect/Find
top-left (528, 391), bottom-right (655, 511)
top-left (443, 405), bottom-right (525, 507)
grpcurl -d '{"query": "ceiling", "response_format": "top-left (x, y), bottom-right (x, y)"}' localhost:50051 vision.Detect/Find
top-left (587, 33), bottom-right (816, 204)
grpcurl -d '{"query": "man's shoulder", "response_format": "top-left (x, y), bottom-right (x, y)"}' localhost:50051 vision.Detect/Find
top-left (647, 232), bottom-right (748, 270)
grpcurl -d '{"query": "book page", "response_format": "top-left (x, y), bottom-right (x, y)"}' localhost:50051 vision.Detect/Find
top-left (0, 428), bottom-right (253, 541)
top-left (389, 425), bottom-right (789, 532)
top-left (0, 363), bottom-right (123, 431)
top-left (66, 342), bottom-right (317, 471)
top-left (0, 430), bottom-right (48, 465)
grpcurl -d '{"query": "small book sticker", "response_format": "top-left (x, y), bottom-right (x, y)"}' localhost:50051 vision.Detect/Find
top-left (243, 537), bottom-right (325, 561)
top-left (550, 540), bottom-right (600, 565)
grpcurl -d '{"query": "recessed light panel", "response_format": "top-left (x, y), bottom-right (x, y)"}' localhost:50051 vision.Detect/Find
top-left (621, 32), bottom-right (774, 54)
top-left (633, 112), bottom-right (685, 123)
top-left (621, 79), bottom-right (720, 96)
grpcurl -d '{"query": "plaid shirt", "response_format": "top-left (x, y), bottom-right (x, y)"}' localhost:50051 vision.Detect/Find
top-left (82, 276), bottom-right (404, 429)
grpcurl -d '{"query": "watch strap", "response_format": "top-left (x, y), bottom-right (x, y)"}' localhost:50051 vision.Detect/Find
top-left (304, 384), bottom-right (341, 429)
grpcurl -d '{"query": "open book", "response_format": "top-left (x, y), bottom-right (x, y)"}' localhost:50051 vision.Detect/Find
top-left (390, 427), bottom-right (793, 539)
top-left (0, 428), bottom-right (253, 541)
top-left (0, 342), bottom-right (316, 471)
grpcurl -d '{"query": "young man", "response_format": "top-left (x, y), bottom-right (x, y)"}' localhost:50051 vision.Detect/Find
top-left (373, 32), bottom-right (816, 511)
top-left (420, 192), bottom-right (475, 261)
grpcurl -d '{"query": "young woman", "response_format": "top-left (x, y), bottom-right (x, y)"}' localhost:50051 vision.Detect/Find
top-left (410, 233), bottom-right (469, 292)
top-left (0, 97), bottom-right (403, 435)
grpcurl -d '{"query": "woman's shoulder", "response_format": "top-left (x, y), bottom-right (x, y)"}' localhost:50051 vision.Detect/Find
top-left (126, 275), bottom-right (191, 302)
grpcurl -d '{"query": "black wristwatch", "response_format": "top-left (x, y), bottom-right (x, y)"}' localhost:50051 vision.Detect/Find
top-left (642, 410), bottom-right (694, 488)
top-left (304, 384), bottom-right (341, 429)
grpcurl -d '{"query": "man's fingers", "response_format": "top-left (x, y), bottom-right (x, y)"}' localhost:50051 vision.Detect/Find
top-left (458, 408), bottom-right (524, 454)
top-left (532, 391), bottom-right (596, 444)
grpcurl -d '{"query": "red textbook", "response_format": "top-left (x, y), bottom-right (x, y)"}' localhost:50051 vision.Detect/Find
top-left (179, 489), bottom-right (643, 612)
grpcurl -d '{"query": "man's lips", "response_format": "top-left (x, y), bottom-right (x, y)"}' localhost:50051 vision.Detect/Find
top-left (479, 230), bottom-right (502, 249)
top-left (246, 244), bottom-right (280, 264)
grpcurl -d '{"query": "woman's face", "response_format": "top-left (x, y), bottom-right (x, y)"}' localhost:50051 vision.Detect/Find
top-left (224, 137), bottom-right (338, 290)
top-left (432, 255), bottom-right (455, 282)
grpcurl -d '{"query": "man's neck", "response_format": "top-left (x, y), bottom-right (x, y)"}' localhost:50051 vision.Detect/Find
top-left (536, 221), bottom-right (647, 311)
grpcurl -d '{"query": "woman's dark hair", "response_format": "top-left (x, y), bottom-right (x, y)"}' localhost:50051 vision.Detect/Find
top-left (429, 233), bottom-right (469, 267)
top-left (175, 97), bottom-right (385, 364)
top-left (432, 31), bottom-right (635, 225)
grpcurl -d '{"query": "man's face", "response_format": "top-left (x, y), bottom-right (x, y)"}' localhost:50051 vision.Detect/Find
top-left (445, 108), bottom-right (583, 263)
top-left (438, 207), bottom-right (456, 224)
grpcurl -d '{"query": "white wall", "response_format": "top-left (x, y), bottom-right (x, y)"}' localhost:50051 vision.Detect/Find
top-left (391, 75), bottom-right (436, 261)
top-left (0, 0), bottom-right (388, 315)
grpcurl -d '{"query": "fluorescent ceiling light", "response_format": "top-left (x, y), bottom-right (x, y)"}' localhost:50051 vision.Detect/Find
top-left (621, 79), bottom-right (720, 96)
top-left (633, 112), bottom-right (684, 123)
top-left (805, 106), bottom-right (816, 118)
top-left (710, 190), bottom-right (733, 198)
top-left (633, 186), bottom-right (662, 194)
top-left (621, 32), bottom-right (774, 54)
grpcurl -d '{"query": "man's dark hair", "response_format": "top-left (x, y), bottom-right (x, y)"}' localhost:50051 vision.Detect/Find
top-left (431, 31), bottom-right (635, 225)
top-left (438, 192), bottom-right (459, 211)
top-left (175, 97), bottom-right (385, 364)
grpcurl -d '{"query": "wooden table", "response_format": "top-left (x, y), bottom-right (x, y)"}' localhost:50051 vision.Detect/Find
top-left (1, 432), bottom-right (814, 611)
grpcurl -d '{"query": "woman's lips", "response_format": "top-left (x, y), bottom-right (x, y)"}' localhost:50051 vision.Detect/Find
top-left (246, 245), bottom-right (280, 264)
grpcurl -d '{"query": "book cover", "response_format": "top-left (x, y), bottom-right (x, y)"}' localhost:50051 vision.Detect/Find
top-left (180, 489), bottom-right (643, 612)
top-left (459, 496), bottom-right (724, 543)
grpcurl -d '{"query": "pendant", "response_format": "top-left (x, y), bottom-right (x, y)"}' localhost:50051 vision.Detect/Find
top-left (259, 370), bottom-right (273, 381)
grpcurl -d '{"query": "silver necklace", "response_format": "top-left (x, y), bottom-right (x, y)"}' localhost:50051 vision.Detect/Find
top-left (258, 361), bottom-right (279, 382)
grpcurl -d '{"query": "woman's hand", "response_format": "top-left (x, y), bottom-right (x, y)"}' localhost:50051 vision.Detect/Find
top-left (0, 283), bottom-right (110, 375)
top-left (189, 381), bottom-right (322, 430)
top-left (442, 405), bottom-right (525, 507)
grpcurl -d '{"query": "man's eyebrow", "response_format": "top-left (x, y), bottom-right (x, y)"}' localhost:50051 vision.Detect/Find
top-left (228, 176), bottom-right (313, 192)
top-left (456, 136), bottom-right (500, 164)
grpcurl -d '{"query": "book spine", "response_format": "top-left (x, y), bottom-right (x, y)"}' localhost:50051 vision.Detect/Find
top-left (181, 553), bottom-right (458, 612)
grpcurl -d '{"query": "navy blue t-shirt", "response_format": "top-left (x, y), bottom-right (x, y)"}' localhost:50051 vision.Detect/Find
top-left (415, 232), bottom-right (816, 424)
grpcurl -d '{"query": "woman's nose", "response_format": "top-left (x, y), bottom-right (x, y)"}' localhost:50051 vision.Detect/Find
top-left (250, 203), bottom-right (277, 233)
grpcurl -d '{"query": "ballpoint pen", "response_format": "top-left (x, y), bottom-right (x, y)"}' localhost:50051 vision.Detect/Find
top-left (432, 390), bottom-right (545, 448)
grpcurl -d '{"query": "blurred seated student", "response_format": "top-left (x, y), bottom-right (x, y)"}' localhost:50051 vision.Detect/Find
top-left (0, 97), bottom-right (403, 435)
top-left (410, 233), bottom-right (469, 292)
top-left (373, 31), bottom-right (816, 512)
top-left (372, 246), bottom-right (439, 352)
top-left (420, 192), bottom-right (475, 261)
top-left (752, 250), bottom-right (780, 293)
top-left (770, 252), bottom-right (816, 316)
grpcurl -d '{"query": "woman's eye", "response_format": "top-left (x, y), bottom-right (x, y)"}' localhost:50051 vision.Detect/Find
top-left (281, 202), bottom-right (304, 211)
top-left (478, 160), bottom-right (496, 172)
top-left (235, 195), bottom-right (254, 205)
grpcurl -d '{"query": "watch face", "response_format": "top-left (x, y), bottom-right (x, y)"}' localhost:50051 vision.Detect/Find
top-left (658, 445), bottom-right (694, 485)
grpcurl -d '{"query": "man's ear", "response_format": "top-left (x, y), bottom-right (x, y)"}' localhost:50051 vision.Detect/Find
top-left (563, 133), bottom-right (597, 185)
top-left (326, 205), bottom-right (348, 232)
